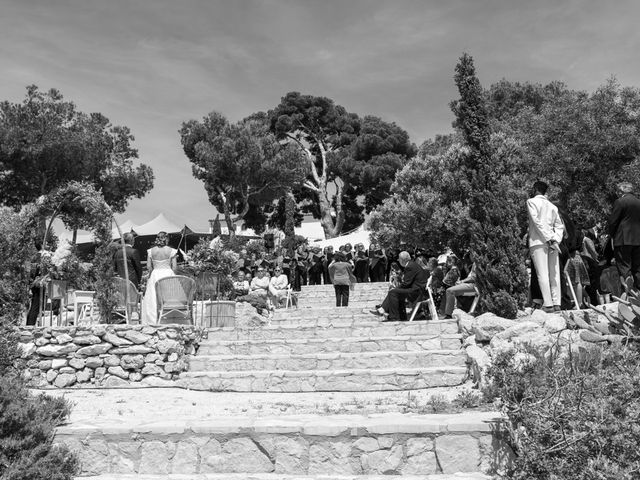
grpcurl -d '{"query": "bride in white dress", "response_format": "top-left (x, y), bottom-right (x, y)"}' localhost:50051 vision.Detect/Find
top-left (141, 231), bottom-right (177, 324)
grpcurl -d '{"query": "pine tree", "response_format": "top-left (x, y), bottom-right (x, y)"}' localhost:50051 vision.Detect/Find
top-left (450, 53), bottom-right (528, 317)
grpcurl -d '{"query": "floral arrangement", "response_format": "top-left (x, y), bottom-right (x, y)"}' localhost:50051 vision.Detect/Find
top-left (183, 239), bottom-right (239, 299)
top-left (37, 240), bottom-right (96, 290)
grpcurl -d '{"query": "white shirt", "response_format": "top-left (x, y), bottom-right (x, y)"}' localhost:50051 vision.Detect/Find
top-left (269, 274), bottom-right (289, 291)
top-left (527, 194), bottom-right (564, 247)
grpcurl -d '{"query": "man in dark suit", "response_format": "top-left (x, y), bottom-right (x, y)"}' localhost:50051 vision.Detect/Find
top-left (370, 251), bottom-right (428, 321)
top-left (608, 182), bottom-right (640, 289)
top-left (112, 232), bottom-right (143, 288)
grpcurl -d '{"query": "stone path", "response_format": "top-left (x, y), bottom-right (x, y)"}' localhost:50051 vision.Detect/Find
top-left (56, 282), bottom-right (509, 478)
top-left (179, 283), bottom-right (468, 392)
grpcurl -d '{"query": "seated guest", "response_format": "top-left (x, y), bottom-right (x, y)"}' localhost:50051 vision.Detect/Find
top-left (443, 259), bottom-right (477, 319)
top-left (268, 266), bottom-right (290, 307)
top-left (427, 257), bottom-right (446, 311)
top-left (370, 251), bottom-right (428, 321)
top-left (388, 262), bottom-right (402, 288)
top-left (233, 271), bottom-right (250, 297)
top-left (442, 255), bottom-right (460, 288)
top-left (248, 267), bottom-right (270, 301)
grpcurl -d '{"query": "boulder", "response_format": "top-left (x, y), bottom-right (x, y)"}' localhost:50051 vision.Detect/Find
top-left (19, 342), bottom-right (36, 358)
top-left (76, 343), bottom-right (112, 357)
top-left (36, 343), bottom-right (79, 356)
top-left (102, 375), bottom-right (129, 387)
top-left (102, 332), bottom-right (133, 347)
top-left (108, 366), bottom-right (129, 379)
top-left (472, 313), bottom-right (516, 342)
top-left (121, 354), bottom-right (145, 370)
top-left (455, 309), bottom-right (476, 336)
top-left (466, 344), bottom-right (491, 386)
top-left (51, 358), bottom-right (68, 369)
top-left (85, 356), bottom-right (104, 368)
top-left (55, 333), bottom-right (74, 344)
top-left (69, 357), bottom-right (86, 370)
top-left (490, 322), bottom-right (552, 354)
top-left (76, 368), bottom-right (93, 383)
top-left (53, 373), bottom-right (76, 388)
top-left (157, 339), bottom-right (181, 354)
top-left (121, 330), bottom-right (152, 345)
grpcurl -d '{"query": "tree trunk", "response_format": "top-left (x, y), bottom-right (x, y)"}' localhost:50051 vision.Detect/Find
top-left (72, 228), bottom-right (78, 245)
top-left (318, 183), bottom-right (338, 239)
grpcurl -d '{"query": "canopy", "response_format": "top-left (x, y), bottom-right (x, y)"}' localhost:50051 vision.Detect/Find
top-left (133, 213), bottom-right (182, 236)
top-left (311, 227), bottom-right (371, 250)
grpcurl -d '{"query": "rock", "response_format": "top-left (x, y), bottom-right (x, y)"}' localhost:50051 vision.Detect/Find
top-left (466, 344), bottom-right (491, 386)
top-left (273, 436), bottom-right (309, 474)
top-left (102, 332), bottom-right (133, 346)
top-left (436, 435), bottom-right (480, 474)
top-left (138, 441), bottom-right (169, 473)
top-left (108, 366), bottom-right (129, 379)
top-left (361, 445), bottom-right (403, 474)
top-left (220, 438), bottom-right (274, 473)
top-left (85, 356), bottom-right (104, 368)
top-left (46, 369), bottom-right (58, 383)
top-left (102, 375), bottom-right (129, 387)
top-left (69, 357), bottom-right (86, 370)
top-left (309, 440), bottom-right (354, 474)
top-left (490, 321), bottom-right (552, 354)
top-left (402, 438), bottom-right (437, 474)
top-left (92, 325), bottom-right (107, 337)
top-left (55, 333), bottom-right (73, 344)
top-left (94, 367), bottom-right (107, 379)
top-left (472, 313), bottom-right (517, 342)
top-left (38, 360), bottom-right (52, 370)
top-left (51, 358), bottom-right (68, 369)
top-left (580, 329), bottom-right (608, 343)
top-left (140, 376), bottom-right (174, 387)
top-left (171, 441), bottom-right (198, 474)
top-left (53, 373), bottom-right (76, 388)
top-left (141, 326), bottom-right (157, 335)
top-left (59, 366), bottom-right (76, 374)
top-left (121, 330), bottom-right (152, 345)
top-left (121, 354), bottom-right (145, 370)
top-left (104, 355), bottom-right (121, 367)
top-left (129, 372), bottom-right (143, 382)
top-left (354, 437), bottom-right (379, 452)
top-left (463, 334), bottom-right (476, 347)
top-left (455, 309), bottom-right (476, 336)
top-left (109, 346), bottom-right (155, 355)
top-left (73, 335), bottom-right (102, 345)
top-left (167, 352), bottom-right (179, 362)
top-left (36, 343), bottom-right (79, 356)
top-left (19, 342), bottom-right (36, 358)
top-left (157, 339), bottom-right (181, 354)
top-left (145, 353), bottom-right (162, 363)
top-left (76, 368), bottom-right (92, 382)
top-left (76, 343), bottom-right (112, 357)
top-left (35, 337), bottom-right (49, 346)
top-left (141, 364), bottom-right (163, 375)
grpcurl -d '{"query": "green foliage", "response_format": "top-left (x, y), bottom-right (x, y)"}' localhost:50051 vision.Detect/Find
top-left (483, 290), bottom-right (518, 320)
top-left (180, 111), bottom-right (306, 238)
top-left (486, 345), bottom-right (640, 479)
top-left (186, 239), bottom-right (240, 276)
top-left (0, 85), bottom-right (153, 214)
top-left (0, 375), bottom-right (78, 480)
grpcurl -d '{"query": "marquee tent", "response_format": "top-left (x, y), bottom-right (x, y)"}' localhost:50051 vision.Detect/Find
top-left (311, 227), bottom-right (371, 250)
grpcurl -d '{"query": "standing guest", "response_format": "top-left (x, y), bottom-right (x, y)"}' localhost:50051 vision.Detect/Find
top-left (294, 244), bottom-right (309, 289)
top-left (141, 232), bottom-right (177, 324)
top-left (112, 232), bottom-right (143, 288)
top-left (608, 182), bottom-right (640, 290)
top-left (268, 266), bottom-right (290, 308)
top-left (322, 246), bottom-right (334, 284)
top-left (580, 228), bottom-right (600, 304)
top-left (385, 247), bottom-right (400, 281)
top-left (370, 251), bottom-right (428, 321)
top-left (344, 243), bottom-right (354, 263)
top-left (308, 247), bottom-right (324, 285)
top-left (527, 181), bottom-right (565, 313)
top-left (328, 252), bottom-right (355, 307)
top-left (354, 243), bottom-right (369, 282)
top-left (564, 242), bottom-right (590, 309)
top-left (368, 244), bottom-right (387, 282)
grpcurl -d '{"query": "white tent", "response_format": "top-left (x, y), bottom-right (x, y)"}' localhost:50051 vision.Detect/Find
top-left (132, 213), bottom-right (182, 236)
top-left (311, 227), bottom-right (371, 250)
top-left (295, 220), bottom-right (326, 242)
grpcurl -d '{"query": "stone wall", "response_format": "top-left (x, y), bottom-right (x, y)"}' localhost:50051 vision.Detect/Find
top-left (18, 324), bottom-right (206, 388)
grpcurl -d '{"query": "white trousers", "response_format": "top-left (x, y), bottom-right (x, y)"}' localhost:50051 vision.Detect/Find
top-left (530, 244), bottom-right (561, 307)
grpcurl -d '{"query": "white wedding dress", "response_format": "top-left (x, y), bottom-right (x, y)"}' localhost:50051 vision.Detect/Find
top-left (141, 247), bottom-right (177, 324)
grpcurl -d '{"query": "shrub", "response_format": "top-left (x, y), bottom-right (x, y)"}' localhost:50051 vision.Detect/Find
top-left (484, 290), bottom-right (519, 320)
top-left (485, 344), bottom-right (640, 479)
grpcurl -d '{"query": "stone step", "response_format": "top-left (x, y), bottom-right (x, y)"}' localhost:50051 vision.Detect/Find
top-left (81, 473), bottom-right (493, 479)
top-left (197, 334), bottom-right (463, 356)
top-left (204, 320), bottom-right (459, 341)
top-left (178, 366), bottom-right (468, 392)
top-left (298, 281), bottom-right (390, 292)
top-left (189, 350), bottom-right (467, 372)
top-left (270, 310), bottom-right (428, 326)
top-left (57, 411), bottom-right (507, 476)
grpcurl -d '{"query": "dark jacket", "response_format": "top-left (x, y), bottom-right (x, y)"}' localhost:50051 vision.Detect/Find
top-left (398, 260), bottom-right (429, 301)
top-left (112, 245), bottom-right (143, 288)
top-left (608, 193), bottom-right (640, 246)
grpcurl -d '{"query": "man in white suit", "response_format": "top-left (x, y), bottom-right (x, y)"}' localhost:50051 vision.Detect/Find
top-left (527, 181), bottom-right (565, 312)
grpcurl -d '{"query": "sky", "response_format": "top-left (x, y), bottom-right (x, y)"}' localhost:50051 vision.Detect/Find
top-left (2, 0), bottom-right (640, 232)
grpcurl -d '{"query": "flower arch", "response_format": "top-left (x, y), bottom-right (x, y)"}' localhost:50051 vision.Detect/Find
top-left (29, 181), bottom-right (124, 321)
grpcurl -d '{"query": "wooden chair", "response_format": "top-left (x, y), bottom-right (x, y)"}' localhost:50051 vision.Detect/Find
top-left (113, 278), bottom-right (141, 324)
top-left (460, 285), bottom-right (481, 314)
top-left (156, 275), bottom-right (196, 324)
top-left (409, 278), bottom-right (439, 322)
top-left (39, 280), bottom-right (68, 326)
top-left (285, 286), bottom-right (297, 309)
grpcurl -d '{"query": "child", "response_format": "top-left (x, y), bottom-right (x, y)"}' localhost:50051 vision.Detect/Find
top-left (565, 248), bottom-right (590, 308)
top-left (389, 262), bottom-right (402, 289)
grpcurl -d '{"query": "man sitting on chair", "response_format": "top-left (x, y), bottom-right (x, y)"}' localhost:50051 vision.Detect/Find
top-left (268, 266), bottom-right (290, 308)
top-left (370, 251), bottom-right (428, 321)
top-left (443, 259), bottom-right (477, 319)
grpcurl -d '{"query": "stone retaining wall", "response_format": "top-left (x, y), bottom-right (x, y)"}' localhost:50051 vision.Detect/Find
top-left (56, 413), bottom-right (513, 476)
top-left (18, 324), bottom-right (206, 388)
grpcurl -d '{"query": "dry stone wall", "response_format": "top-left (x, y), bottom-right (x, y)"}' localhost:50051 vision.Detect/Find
top-left (18, 324), bottom-right (205, 388)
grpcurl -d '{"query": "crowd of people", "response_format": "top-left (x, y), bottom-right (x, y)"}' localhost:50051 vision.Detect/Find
top-left (106, 179), bottom-right (639, 325)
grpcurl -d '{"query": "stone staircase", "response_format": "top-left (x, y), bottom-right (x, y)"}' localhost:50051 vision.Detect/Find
top-left (64, 282), bottom-right (511, 478)
top-left (179, 283), bottom-right (468, 392)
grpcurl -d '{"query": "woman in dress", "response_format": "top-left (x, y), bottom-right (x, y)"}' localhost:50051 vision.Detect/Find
top-left (142, 231), bottom-right (177, 324)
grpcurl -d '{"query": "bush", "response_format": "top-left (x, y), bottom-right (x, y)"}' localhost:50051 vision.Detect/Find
top-left (485, 344), bottom-right (640, 479)
top-left (484, 290), bottom-right (519, 320)
top-left (0, 321), bottom-right (79, 480)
